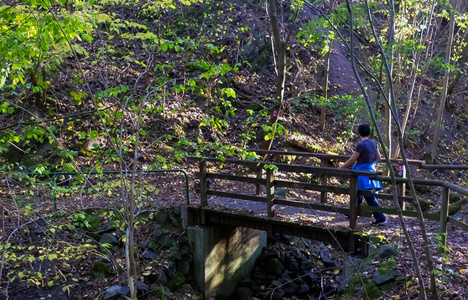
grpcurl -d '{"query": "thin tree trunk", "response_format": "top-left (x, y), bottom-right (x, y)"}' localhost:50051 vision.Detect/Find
top-left (363, 0), bottom-right (440, 297)
top-left (347, 1), bottom-right (428, 297)
top-left (431, 8), bottom-right (455, 161)
top-left (262, 0), bottom-right (290, 151)
top-left (320, 48), bottom-right (331, 131)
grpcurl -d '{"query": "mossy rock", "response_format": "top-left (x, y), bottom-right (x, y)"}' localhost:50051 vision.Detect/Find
top-left (151, 285), bottom-right (172, 299)
top-left (90, 261), bottom-right (112, 278)
top-left (170, 273), bottom-right (186, 288)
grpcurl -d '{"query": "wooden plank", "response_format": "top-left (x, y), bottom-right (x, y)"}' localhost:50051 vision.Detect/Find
top-left (422, 164), bottom-right (468, 170)
top-left (252, 149), bottom-right (350, 161)
top-left (443, 182), bottom-right (468, 196)
top-left (256, 168), bottom-right (263, 195)
top-left (273, 198), bottom-right (349, 214)
top-left (248, 150), bottom-right (424, 166)
top-left (191, 157), bottom-right (377, 177)
top-left (274, 180), bottom-right (349, 194)
top-left (207, 190), bottom-right (267, 202)
top-left (374, 176), bottom-right (445, 186)
top-left (447, 217), bottom-right (468, 232)
top-left (374, 193), bottom-right (413, 203)
top-left (205, 172), bottom-right (267, 185)
top-left (349, 176), bottom-right (359, 230)
top-left (188, 154), bottom-right (424, 166)
top-left (359, 206), bottom-right (440, 221)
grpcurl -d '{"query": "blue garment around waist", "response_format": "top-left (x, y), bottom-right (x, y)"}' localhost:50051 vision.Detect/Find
top-left (352, 163), bottom-right (382, 190)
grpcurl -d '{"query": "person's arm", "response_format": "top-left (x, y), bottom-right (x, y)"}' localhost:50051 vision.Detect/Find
top-left (339, 151), bottom-right (360, 169)
top-left (374, 147), bottom-right (381, 162)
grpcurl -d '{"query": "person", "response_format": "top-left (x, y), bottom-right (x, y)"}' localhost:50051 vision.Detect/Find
top-left (339, 124), bottom-right (387, 226)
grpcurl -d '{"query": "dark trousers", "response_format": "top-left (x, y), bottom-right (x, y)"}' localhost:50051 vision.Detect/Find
top-left (359, 190), bottom-right (386, 222)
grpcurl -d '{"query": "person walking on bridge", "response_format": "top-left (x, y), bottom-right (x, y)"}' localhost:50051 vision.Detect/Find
top-left (339, 124), bottom-right (387, 226)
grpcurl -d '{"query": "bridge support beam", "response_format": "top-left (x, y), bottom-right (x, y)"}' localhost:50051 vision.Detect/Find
top-left (187, 225), bottom-right (267, 299)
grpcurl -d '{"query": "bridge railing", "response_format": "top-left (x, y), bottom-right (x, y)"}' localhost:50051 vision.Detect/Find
top-left (193, 156), bottom-right (468, 250)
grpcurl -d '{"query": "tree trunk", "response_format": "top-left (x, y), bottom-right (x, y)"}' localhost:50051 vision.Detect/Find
top-left (320, 48), bottom-right (331, 131)
top-left (431, 8), bottom-right (455, 161)
top-left (261, 0), bottom-right (287, 151)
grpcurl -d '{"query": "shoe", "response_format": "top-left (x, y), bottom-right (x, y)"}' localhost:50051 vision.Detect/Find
top-left (372, 220), bottom-right (387, 226)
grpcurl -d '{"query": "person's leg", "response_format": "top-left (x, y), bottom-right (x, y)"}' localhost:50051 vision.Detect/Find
top-left (364, 191), bottom-right (386, 222)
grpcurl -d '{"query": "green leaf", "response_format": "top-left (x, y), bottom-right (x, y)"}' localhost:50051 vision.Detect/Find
top-left (90, 130), bottom-right (98, 140)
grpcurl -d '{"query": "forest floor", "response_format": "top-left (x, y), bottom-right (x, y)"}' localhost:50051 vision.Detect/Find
top-left (1, 161), bottom-right (468, 299)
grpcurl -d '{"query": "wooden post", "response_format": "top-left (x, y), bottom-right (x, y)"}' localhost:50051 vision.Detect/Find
top-left (439, 186), bottom-right (450, 253)
top-left (349, 175), bottom-right (359, 230)
top-left (320, 158), bottom-right (329, 203)
top-left (266, 168), bottom-right (275, 218)
top-left (397, 162), bottom-right (406, 210)
top-left (200, 160), bottom-right (208, 208)
top-left (256, 168), bottom-right (263, 195)
top-left (348, 175), bottom-right (359, 252)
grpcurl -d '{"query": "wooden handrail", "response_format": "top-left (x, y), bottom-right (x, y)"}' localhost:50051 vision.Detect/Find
top-left (193, 155), bottom-right (468, 246)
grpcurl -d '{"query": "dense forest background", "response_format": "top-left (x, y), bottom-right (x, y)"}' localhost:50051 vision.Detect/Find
top-left (1, 0), bottom-right (468, 299)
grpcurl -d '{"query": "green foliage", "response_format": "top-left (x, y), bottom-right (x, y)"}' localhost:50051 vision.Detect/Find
top-left (0, 0), bottom-right (97, 91)
top-left (297, 17), bottom-right (335, 55)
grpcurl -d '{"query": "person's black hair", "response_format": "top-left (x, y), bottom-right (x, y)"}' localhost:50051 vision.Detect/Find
top-left (358, 124), bottom-right (371, 137)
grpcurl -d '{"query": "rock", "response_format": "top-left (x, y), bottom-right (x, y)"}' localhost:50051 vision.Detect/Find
top-left (449, 199), bottom-right (468, 215)
top-left (152, 225), bottom-right (164, 239)
top-left (170, 272), bottom-right (185, 287)
top-left (267, 287), bottom-right (285, 300)
top-left (100, 222), bottom-right (114, 233)
top-left (142, 249), bottom-right (156, 260)
top-left (450, 193), bottom-right (461, 203)
top-left (266, 258), bottom-right (285, 275)
top-left (136, 281), bottom-right (149, 297)
top-left (305, 272), bottom-right (320, 285)
top-left (320, 249), bottom-right (336, 268)
top-left (100, 233), bottom-right (118, 246)
top-left (300, 259), bottom-right (312, 271)
top-left (169, 246), bottom-right (182, 260)
top-left (165, 261), bottom-right (177, 278)
top-left (236, 286), bottom-right (253, 300)
top-left (153, 209), bottom-right (168, 224)
top-left (103, 286), bottom-right (129, 300)
top-left (159, 235), bottom-right (176, 248)
top-left (274, 188), bottom-right (289, 197)
top-left (373, 273), bottom-right (395, 286)
top-left (290, 248), bottom-right (303, 260)
top-left (91, 261), bottom-right (112, 278)
top-left (378, 245), bottom-right (398, 259)
top-left (284, 258), bottom-right (299, 273)
top-left (343, 256), bottom-right (363, 282)
top-left (298, 283), bottom-right (309, 294)
top-left (178, 260), bottom-right (190, 275)
top-left (283, 283), bottom-right (298, 296)
top-left (180, 243), bottom-right (191, 256)
top-left (169, 212), bottom-right (182, 228)
top-left (238, 278), bottom-right (255, 288)
top-left (252, 271), bottom-right (263, 281)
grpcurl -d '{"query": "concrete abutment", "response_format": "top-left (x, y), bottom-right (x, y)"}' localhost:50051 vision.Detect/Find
top-left (187, 225), bottom-right (267, 299)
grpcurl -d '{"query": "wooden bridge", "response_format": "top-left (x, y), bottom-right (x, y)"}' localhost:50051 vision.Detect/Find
top-left (188, 150), bottom-right (468, 252)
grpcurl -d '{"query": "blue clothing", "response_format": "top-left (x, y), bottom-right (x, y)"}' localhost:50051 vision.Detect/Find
top-left (355, 139), bottom-right (378, 164)
top-left (352, 160), bottom-right (386, 223)
top-left (352, 163), bottom-right (382, 190)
